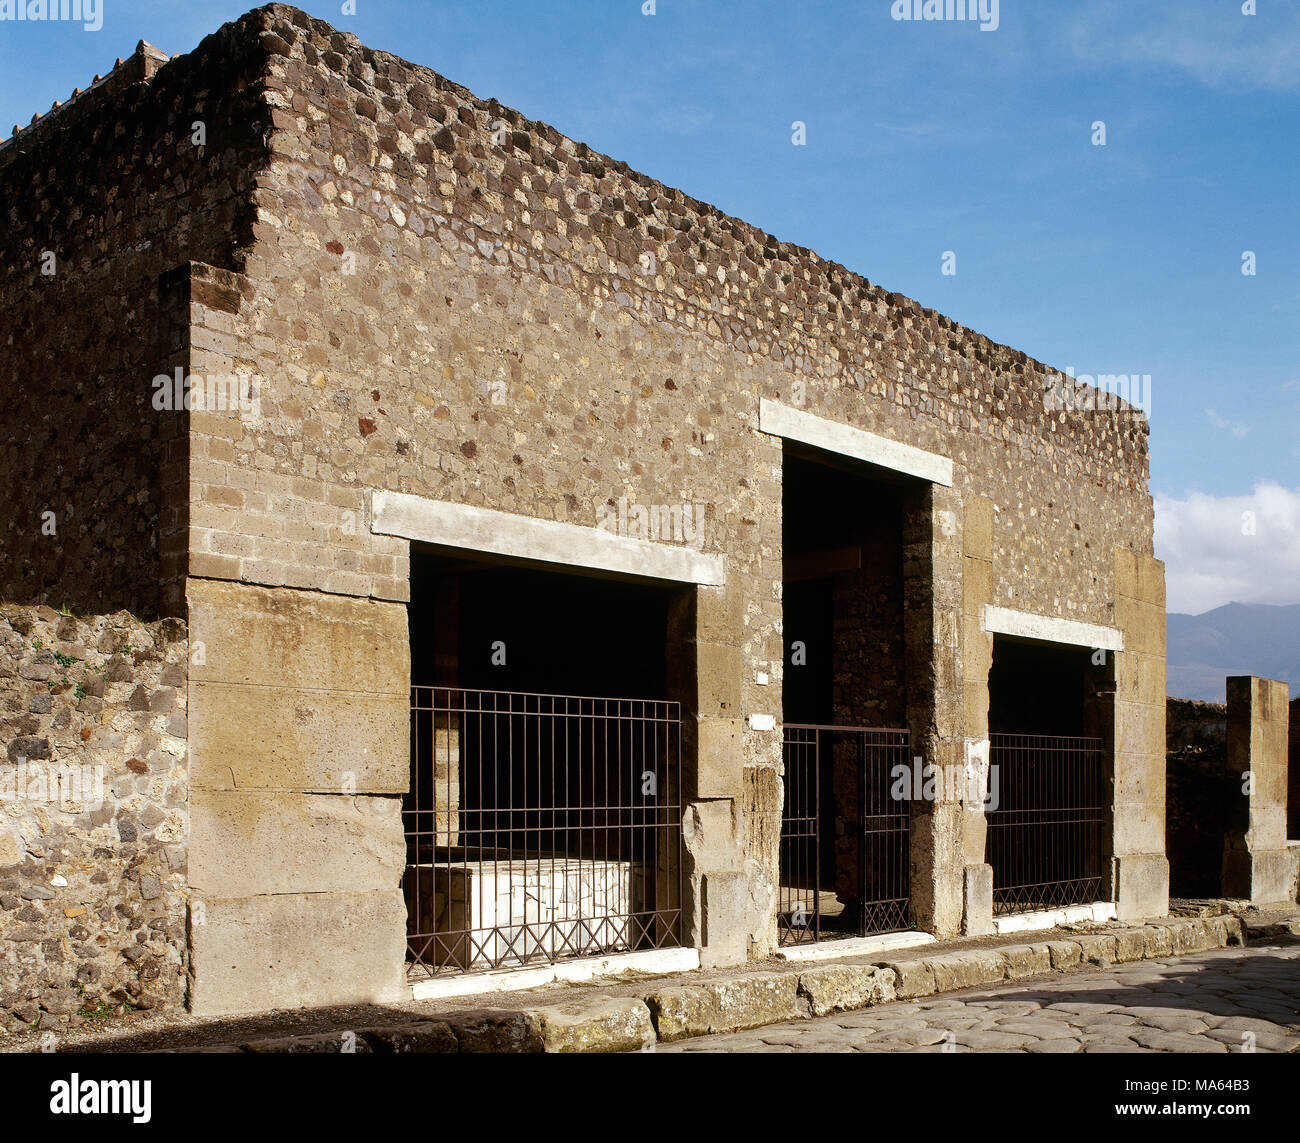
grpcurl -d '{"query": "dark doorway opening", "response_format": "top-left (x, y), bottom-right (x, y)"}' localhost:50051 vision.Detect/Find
top-left (779, 446), bottom-right (912, 942)
top-left (405, 549), bottom-right (684, 975)
top-left (986, 636), bottom-right (1105, 915)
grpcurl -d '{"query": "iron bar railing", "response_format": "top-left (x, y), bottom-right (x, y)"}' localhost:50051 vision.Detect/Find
top-left (779, 724), bottom-right (911, 944)
top-left (405, 687), bottom-right (682, 976)
top-left (986, 732), bottom-right (1104, 916)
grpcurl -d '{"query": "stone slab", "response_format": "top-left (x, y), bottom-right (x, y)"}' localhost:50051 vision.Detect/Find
top-left (877, 957), bottom-right (937, 999)
top-left (371, 490), bottom-right (726, 586)
top-left (797, 963), bottom-right (896, 1017)
top-left (998, 943), bottom-right (1052, 980)
top-left (189, 791), bottom-right (404, 897)
top-left (645, 972), bottom-right (805, 1041)
top-left (187, 578), bottom-right (409, 693)
top-left (189, 683), bottom-right (408, 793)
top-left (188, 890), bottom-right (407, 1017)
top-left (526, 997), bottom-right (655, 1053)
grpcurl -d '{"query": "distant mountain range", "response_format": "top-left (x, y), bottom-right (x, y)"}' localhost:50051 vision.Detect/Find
top-left (1166, 602), bottom-right (1300, 703)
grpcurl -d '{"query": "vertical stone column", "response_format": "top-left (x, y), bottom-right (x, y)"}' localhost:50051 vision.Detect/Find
top-left (186, 579), bottom-right (410, 1016)
top-left (903, 483), bottom-right (965, 938)
top-left (1110, 549), bottom-right (1169, 920)
top-left (1223, 676), bottom-right (1292, 905)
top-left (960, 495), bottom-right (995, 936)
top-left (668, 583), bottom-right (758, 968)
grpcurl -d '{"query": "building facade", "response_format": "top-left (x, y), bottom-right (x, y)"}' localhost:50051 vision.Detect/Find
top-left (0, 4), bottom-right (1167, 1023)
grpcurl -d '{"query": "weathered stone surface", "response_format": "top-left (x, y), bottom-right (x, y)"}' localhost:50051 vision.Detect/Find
top-left (998, 944), bottom-right (1052, 980)
top-left (0, 606), bottom-right (189, 1028)
top-left (0, 0), bottom-right (1169, 1024)
top-left (245, 1030), bottom-right (375, 1053)
top-left (189, 685), bottom-right (409, 795)
top-left (797, 963), bottom-right (896, 1017)
top-left (361, 1021), bottom-right (459, 1053)
top-left (924, 951), bottom-right (1007, 992)
top-left (1112, 928), bottom-right (1147, 963)
top-left (527, 997), bottom-right (655, 1053)
top-left (646, 972), bottom-right (805, 1041)
top-left (699, 867), bottom-right (772, 970)
top-left (188, 891), bottom-right (406, 1017)
top-left (182, 578), bottom-right (409, 1015)
top-left (878, 958), bottom-right (936, 999)
top-left (187, 579), bottom-right (408, 695)
top-left (188, 791), bottom-right (404, 897)
top-left (1046, 940), bottom-right (1082, 970)
top-left (444, 1009), bottom-right (543, 1054)
top-left (1140, 925), bottom-right (1173, 958)
top-left (1075, 933), bottom-right (1119, 965)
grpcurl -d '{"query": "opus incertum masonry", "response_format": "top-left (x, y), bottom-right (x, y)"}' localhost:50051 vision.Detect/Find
top-left (0, 4), bottom-right (1168, 1024)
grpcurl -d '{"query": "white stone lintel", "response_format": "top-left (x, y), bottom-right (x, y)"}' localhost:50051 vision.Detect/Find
top-left (371, 490), bottom-right (725, 586)
top-left (758, 399), bottom-right (953, 487)
top-left (982, 605), bottom-right (1124, 652)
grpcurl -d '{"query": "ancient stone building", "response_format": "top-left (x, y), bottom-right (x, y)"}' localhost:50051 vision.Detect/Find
top-left (0, 4), bottom-right (1169, 1024)
top-left (1166, 687), bottom-right (1297, 906)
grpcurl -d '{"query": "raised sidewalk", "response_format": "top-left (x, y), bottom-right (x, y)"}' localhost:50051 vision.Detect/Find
top-left (8, 908), bottom-right (1291, 1054)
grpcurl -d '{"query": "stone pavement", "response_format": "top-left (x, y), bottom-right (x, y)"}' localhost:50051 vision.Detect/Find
top-left (658, 943), bottom-right (1300, 1053)
top-left (6, 912), bottom-right (1289, 1053)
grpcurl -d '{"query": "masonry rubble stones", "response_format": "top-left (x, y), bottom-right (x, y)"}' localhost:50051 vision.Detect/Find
top-left (0, 1), bottom-right (1174, 1021)
top-left (0, 607), bottom-right (188, 1032)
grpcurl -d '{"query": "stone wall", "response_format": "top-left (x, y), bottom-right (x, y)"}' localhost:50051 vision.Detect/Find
top-left (1166, 686), bottom-right (1294, 905)
top-left (0, 17), bottom-right (274, 617)
top-left (0, 605), bottom-right (188, 1034)
top-left (0, 1), bottom-right (1168, 1010)
top-left (1224, 677), bottom-right (1292, 905)
top-left (185, 578), bottom-right (407, 1017)
top-left (178, 4), bottom-right (1156, 944)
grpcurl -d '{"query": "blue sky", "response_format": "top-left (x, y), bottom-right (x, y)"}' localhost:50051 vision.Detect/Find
top-left (3, 1), bottom-right (1297, 613)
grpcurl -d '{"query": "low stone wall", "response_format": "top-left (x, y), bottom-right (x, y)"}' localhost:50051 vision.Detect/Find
top-left (0, 605), bottom-right (188, 1034)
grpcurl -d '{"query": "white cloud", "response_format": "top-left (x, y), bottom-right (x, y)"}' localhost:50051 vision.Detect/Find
top-left (1204, 408), bottom-right (1249, 438)
top-left (1155, 482), bottom-right (1300, 613)
top-left (1060, 2), bottom-right (1300, 93)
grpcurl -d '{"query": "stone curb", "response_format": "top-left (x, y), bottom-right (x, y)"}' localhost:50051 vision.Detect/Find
top-left (178, 915), bottom-right (1256, 1054)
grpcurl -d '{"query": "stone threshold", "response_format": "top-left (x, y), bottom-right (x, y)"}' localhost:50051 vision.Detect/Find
top-left (773, 931), bottom-right (935, 962)
top-left (164, 911), bottom-right (1292, 1054)
top-left (992, 901), bottom-right (1117, 936)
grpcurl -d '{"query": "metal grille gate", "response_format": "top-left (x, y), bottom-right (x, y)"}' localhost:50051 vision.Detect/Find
top-left (779, 725), bottom-right (911, 945)
top-left (405, 687), bottom-right (683, 976)
top-left (986, 733), bottom-right (1104, 916)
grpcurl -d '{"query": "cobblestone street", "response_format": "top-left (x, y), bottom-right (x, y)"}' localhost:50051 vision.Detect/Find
top-left (658, 943), bottom-right (1300, 1053)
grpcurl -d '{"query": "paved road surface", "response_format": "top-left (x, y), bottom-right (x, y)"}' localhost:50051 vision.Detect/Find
top-left (658, 943), bottom-right (1300, 1053)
